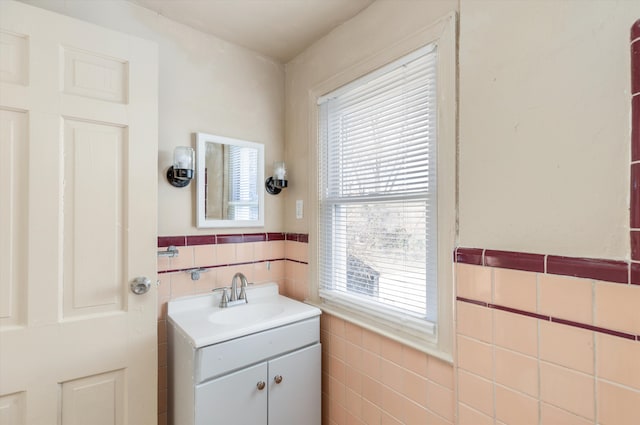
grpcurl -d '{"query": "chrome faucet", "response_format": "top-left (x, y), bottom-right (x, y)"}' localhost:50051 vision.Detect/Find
top-left (230, 272), bottom-right (249, 302)
top-left (212, 272), bottom-right (250, 308)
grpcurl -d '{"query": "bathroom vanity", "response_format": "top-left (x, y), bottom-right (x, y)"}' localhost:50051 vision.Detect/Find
top-left (168, 283), bottom-right (321, 425)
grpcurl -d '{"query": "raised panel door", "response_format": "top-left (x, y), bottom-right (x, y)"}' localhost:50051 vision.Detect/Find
top-left (0, 1), bottom-right (158, 423)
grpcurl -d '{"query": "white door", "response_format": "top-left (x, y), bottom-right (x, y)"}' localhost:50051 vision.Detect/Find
top-left (0, 1), bottom-right (158, 424)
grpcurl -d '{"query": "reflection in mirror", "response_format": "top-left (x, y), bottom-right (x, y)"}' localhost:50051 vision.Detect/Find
top-left (205, 142), bottom-right (258, 220)
top-left (196, 132), bottom-right (264, 228)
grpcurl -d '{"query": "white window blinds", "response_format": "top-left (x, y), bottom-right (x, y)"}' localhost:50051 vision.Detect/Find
top-left (227, 145), bottom-right (259, 220)
top-left (317, 44), bottom-right (438, 331)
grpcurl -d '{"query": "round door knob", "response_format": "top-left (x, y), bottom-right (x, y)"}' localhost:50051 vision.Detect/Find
top-left (256, 381), bottom-right (266, 390)
top-left (131, 277), bottom-right (151, 295)
top-left (274, 375), bottom-right (283, 384)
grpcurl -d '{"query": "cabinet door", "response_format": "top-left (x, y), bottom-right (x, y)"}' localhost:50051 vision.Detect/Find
top-left (195, 362), bottom-right (268, 425)
top-left (268, 343), bottom-right (321, 425)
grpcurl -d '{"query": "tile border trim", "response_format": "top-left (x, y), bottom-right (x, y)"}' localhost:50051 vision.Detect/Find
top-left (456, 296), bottom-right (640, 342)
top-left (158, 232), bottom-right (308, 247)
top-left (455, 247), bottom-right (635, 285)
top-left (484, 250), bottom-right (544, 273)
top-left (632, 19), bottom-right (640, 42)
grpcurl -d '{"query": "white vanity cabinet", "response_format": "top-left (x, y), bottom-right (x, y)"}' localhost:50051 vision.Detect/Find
top-left (195, 343), bottom-right (321, 425)
top-left (168, 285), bottom-right (322, 425)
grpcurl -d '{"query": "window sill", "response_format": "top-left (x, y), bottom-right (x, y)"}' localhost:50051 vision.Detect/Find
top-left (305, 299), bottom-right (453, 364)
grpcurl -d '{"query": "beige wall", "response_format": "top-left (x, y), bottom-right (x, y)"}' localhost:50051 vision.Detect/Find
top-left (21, 0), bottom-right (286, 235)
top-left (458, 0), bottom-right (639, 260)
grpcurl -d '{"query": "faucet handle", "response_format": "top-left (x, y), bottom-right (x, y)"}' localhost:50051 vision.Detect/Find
top-left (238, 286), bottom-right (247, 302)
top-left (220, 288), bottom-right (229, 308)
top-left (212, 287), bottom-right (230, 308)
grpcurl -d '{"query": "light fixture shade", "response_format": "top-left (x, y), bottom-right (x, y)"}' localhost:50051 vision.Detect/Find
top-left (173, 146), bottom-right (194, 172)
top-left (273, 161), bottom-right (286, 180)
top-left (265, 160), bottom-right (288, 195)
top-left (167, 146), bottom-right (195, 187)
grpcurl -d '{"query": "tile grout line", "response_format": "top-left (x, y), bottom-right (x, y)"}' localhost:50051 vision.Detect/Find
top-left (536, 271), bottom-right (542, 425)
top-left (597, 377), bottom-right (640, 394)
top-left (490, 266), bottom-right (497, 424)
top-left (591, 269), bottom-right (598, 425)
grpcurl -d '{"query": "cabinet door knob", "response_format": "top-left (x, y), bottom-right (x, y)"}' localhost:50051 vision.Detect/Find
top-left (274, 375), bottom-right (283, 384)
top-left (256, 381), bottom-right (266, 390)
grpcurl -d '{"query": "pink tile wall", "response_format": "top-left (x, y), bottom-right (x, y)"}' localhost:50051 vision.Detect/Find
top-left (456, 258), bottom-right (640, 425)
top-left (283, 239), bottom-right (310, 301)
top-left (159, 240), bottom-right (640, 425)
top-left (321, 314), bottom-right (455, 425)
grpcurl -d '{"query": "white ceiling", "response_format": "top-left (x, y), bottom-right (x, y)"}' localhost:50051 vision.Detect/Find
top-left (129, 0), bottom-right (376, 62)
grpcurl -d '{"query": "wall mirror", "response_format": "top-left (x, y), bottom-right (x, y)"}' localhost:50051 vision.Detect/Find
top-left (196, 132), bottom-right (265, 228)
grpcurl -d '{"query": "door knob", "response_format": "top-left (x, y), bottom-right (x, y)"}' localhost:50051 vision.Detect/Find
top-left (131, 277), bottom-right (151, 295)
top-left (256, 381), bottom-right (266, 390)
top-left (274, 375), bottom-right (283, 384)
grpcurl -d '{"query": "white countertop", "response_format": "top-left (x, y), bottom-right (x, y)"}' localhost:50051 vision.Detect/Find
top-left (167, 282), bottom-right (321, 348)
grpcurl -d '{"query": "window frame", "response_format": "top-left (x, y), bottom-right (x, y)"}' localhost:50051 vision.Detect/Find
top-left (307, 13), bottom-right (457, 360)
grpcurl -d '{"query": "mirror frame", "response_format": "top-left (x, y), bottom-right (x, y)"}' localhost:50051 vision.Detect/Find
top-left (196, 132), bottom-right (265, 228)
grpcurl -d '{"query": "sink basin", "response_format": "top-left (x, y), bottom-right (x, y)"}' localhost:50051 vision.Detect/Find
top-left (167, 282), bottom-right (321, 347)
top-left (208, 302), bottom-right (285, 325)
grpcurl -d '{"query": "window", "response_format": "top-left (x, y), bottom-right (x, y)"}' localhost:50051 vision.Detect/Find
top-left (313, 15), bottom-right (455, 357)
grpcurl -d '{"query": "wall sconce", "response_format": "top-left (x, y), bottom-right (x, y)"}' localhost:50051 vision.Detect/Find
top-left (265, 161), bottom-right (288, 195)
top-left (167, 146), bottom-right (195, 187)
